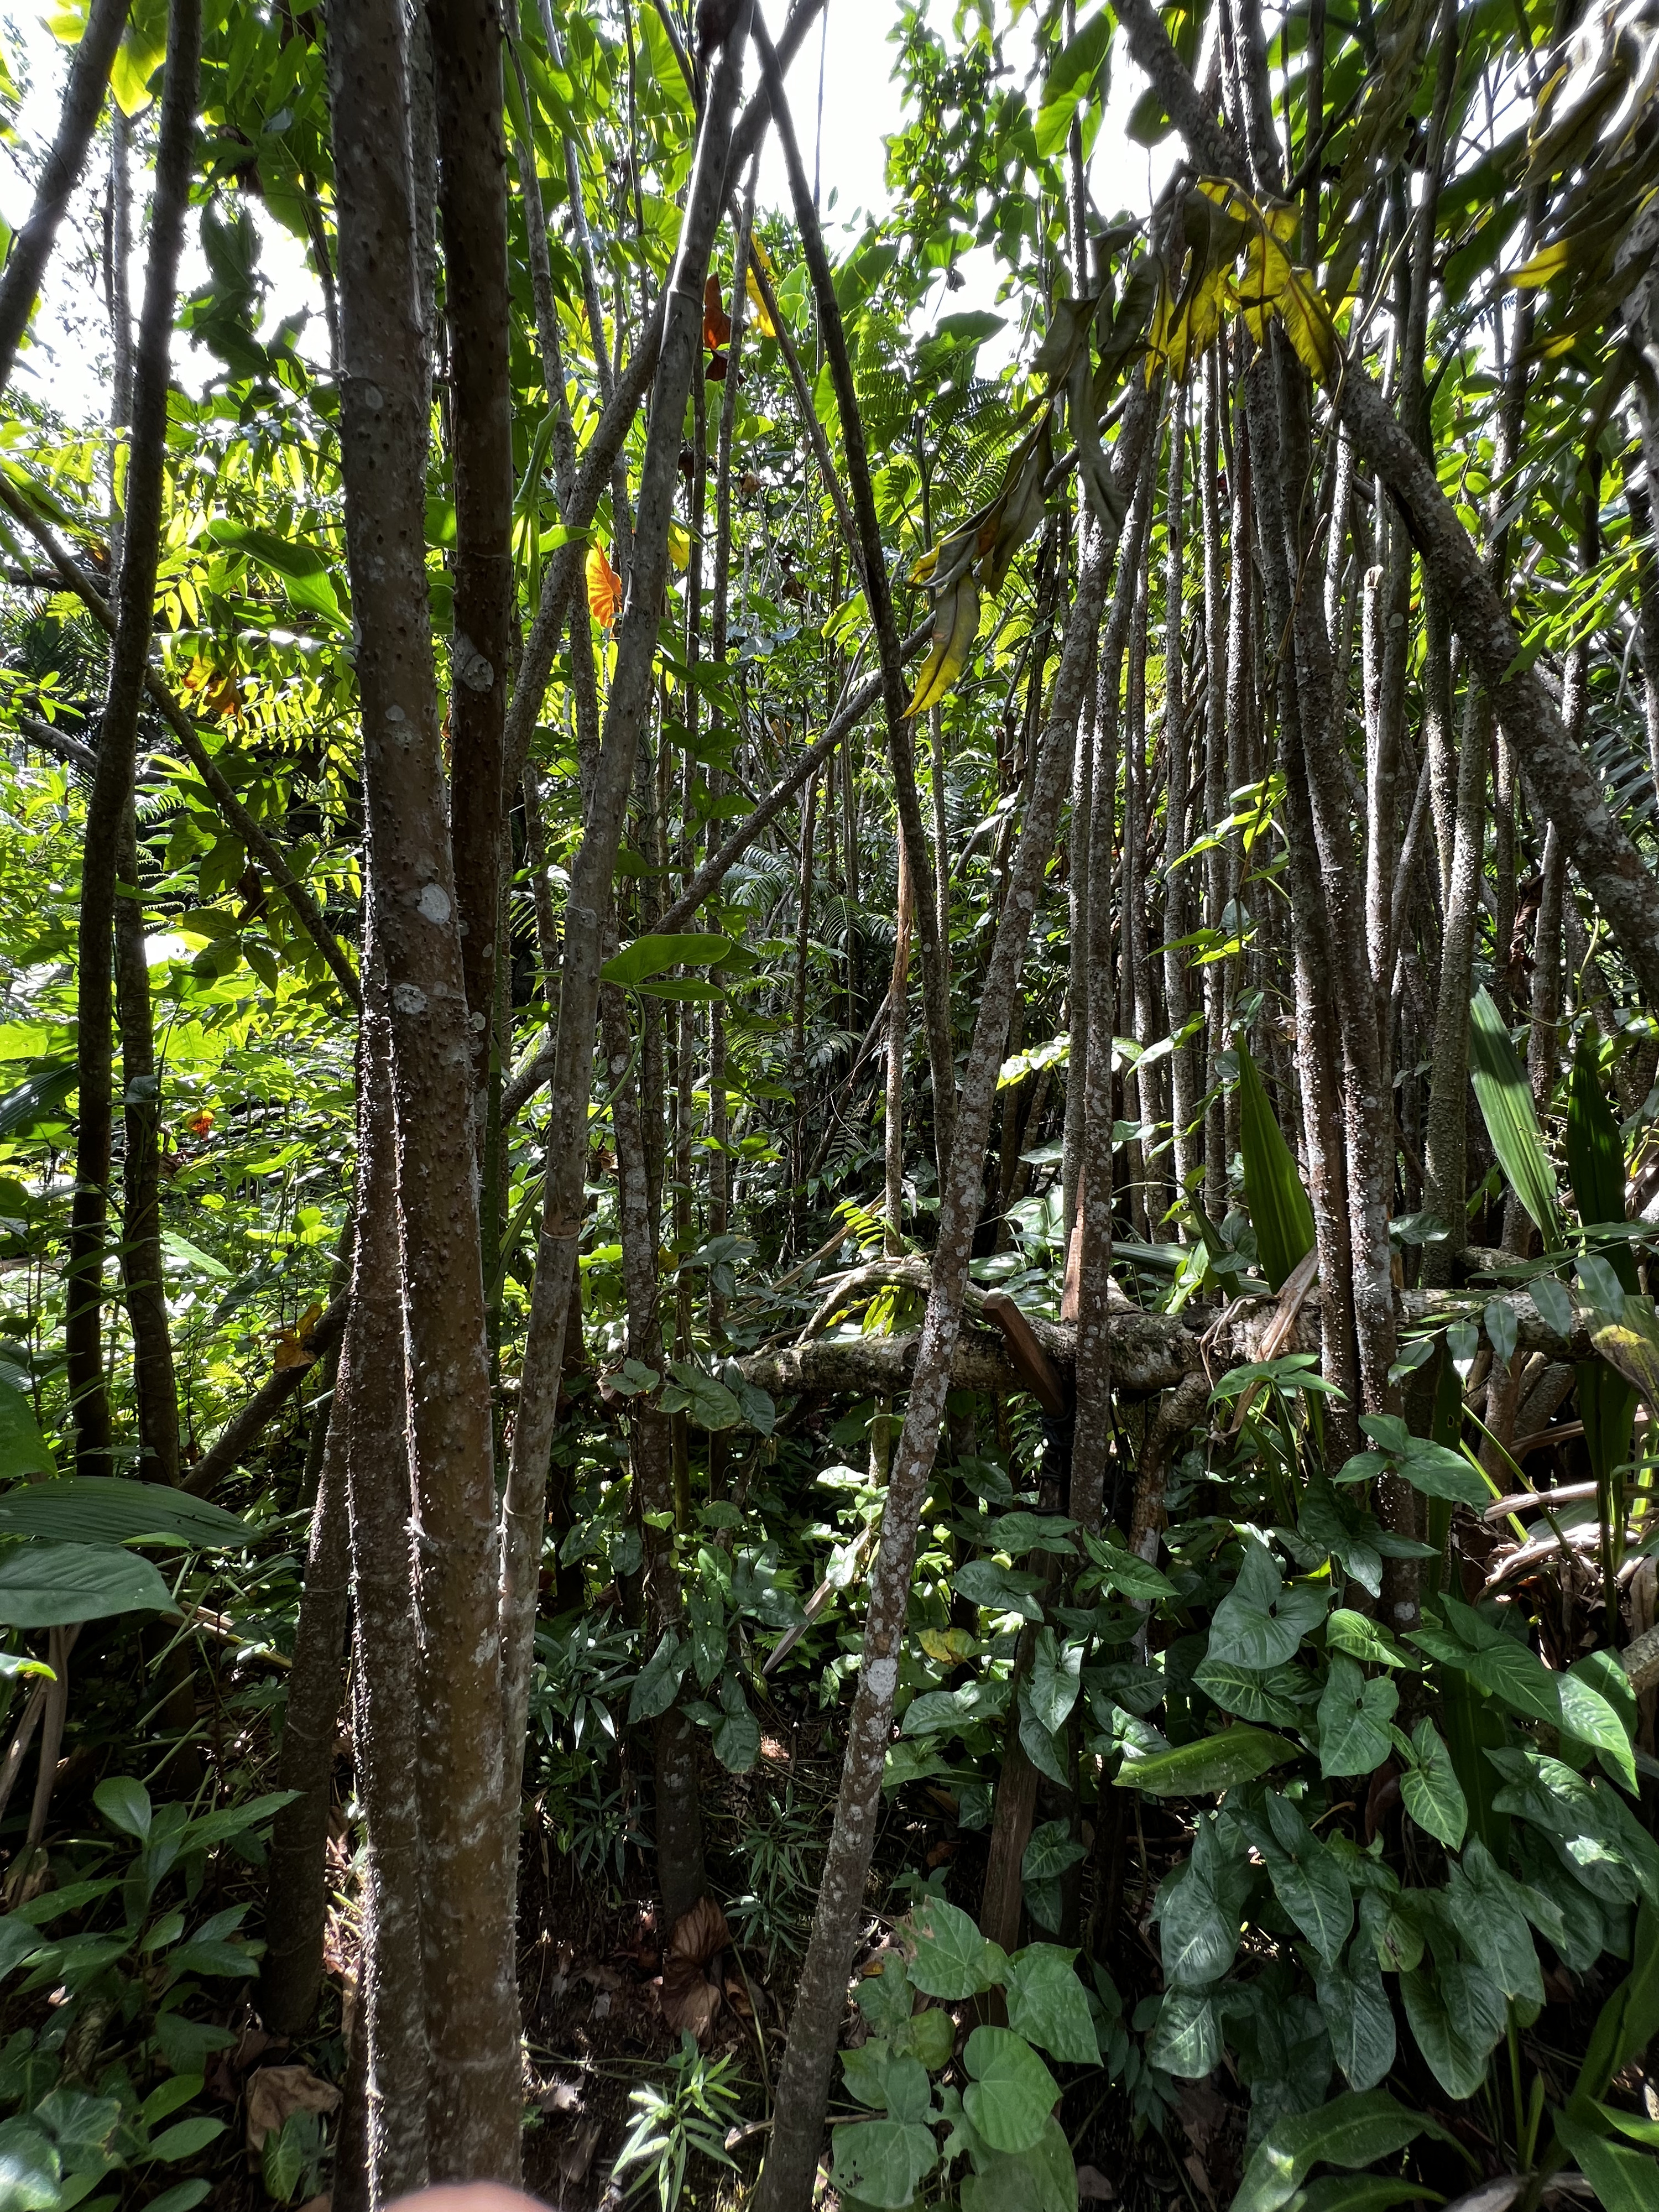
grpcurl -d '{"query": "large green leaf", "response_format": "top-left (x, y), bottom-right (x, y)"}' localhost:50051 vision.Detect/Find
top-left (907, 1897), bottom-right (1008, 1999)
top-left (830, 2118), bottom-right (937, 2209)
top-left (204, 520), bottom-right (348, 633)
top-left (599, 933), bottom-right (733, 988)
top-left (0, 1478), bottom-right (247, 1548)
top-left (0, 1061), bottom-right (76, 1138)
top-left (1002, 1945), bottom-right (1097, 2065)
top-left (1468, 987), bottom-right (1563, 1244)
top-left (1553, 2116), bottom-right (1656, 2212)
top-left (1232, 2090), bottom-right (1430, 2212)
top-left (1314, 1945), bottom-right (1396, 2093)
top-left (1316, 1658), bottom-right (1398, 1779)
top-left (1207, 1540), bottom-right (1328, 1668)
top-left (1566, 1040), bottom-right (1634, 1286)
top-left (1400, 1959), bottom-right (1506, 2099)
top-left (1117, 1724), bottom-right (1298, 1797)
top-left (0, 1541), bottom-right (177, 1627)
top-left (1411, 1598), bottom-right (1634, 1787)
top-left (1398, 1721), bottom-right (1467, 1849)
top-left (1033, 7), bottom-right (1110, 156)
top-left (961, 2027), bottom-right (1059, 2153)
top-left (0, 1381), bottom-right (53, 1482)
top-left (959, 2116), bottom-right (1077, 2212)
top-left (1238, 1045), bottom-right (1316, 1291)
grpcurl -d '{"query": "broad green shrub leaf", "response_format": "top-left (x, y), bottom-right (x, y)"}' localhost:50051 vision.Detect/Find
top-left (843, 2041), bottom-right (899, 2108)
top-left (148, 2115), bottom-right (226, 2161)
top-left (959, 2115), bottom-right (1076, 2212)
top-left (857, 1954), bottom-right (916, 2038)
top-left (95, 1775), bottom-right (152, 1839)
top-left (962, 2026), bottom-right (1060, 2152)
top-left (1316, 1658), bottom-right (1398, 1778)
top-left (1532, 1275), bottom-right (1575, 1338)
top-left (1003, 1945), bottom-right (1098, 2064)
top-left (952, 1559), bottom-right (1045, 1619)
top-left (1146, 1987), bottom-right (1220, 2078)
top-left (1021, 1821), bottom-right (1087, 1884)
top-left (0, 1478), bottom-right (247, 1548)
top-left (1238, 1046), bottom-right (1316, 1291)
top-left (1155, 1855), bottom-right (1240, 1989)
top-left (1249, 1797), bottom-right (1353, 1969)
top-left (1566, 1040), bottom-right (1634, 1286)
top-left (1232, 2090), bottom-right (1430, 2212)
top-left (1079, 1532), bottom-right (1174, 1600)
top-left (144, 2186), bottom-right (211, 2212)
top-left (1027, 1631), bottom-right (1082, 1731)
top-left (627, 1632), bottom-right (687, 1724)
top-left (661, 1359), bottom-right (742, 1430)
top-left (711, 1674), bottom-right (760, 1772)
top-left (1412, 1599), bottom-right (1634, 1786)
top-left (1314, 1945), bottom-right (1395, 2091)
top-left (601, 933), bottom-right (732, 988)
top-left (1484, 1298), bottom-right (1519, 1362)
top-left (0, 1381), bottom-right (53, 1481)
top-left (1554, 2116), bottom-right (1656, 2212)
top-left (1448, 1840), bottom-right (1542, 2005)
top-left (0, 1541), bottom-right (177, 1626)
top-left (1325, 1611), bottom-right (1416, 1670)
top-left (0, 1062), bottom-right (76, 1139)
top-left (907, 1897), bottom-right (1007, 1999)
top-left (1208, 1541), bottom-right (1328, 1668)
top-left (898, 2007), bottom-right (954, 2072)
top-left (1468, 985), bottom-right (1563, 1243)
top-left (1285, 2181), bottom-right (1430, 2212)
top-left (841, 2045), bottom-right (930, 2123)
top-left (1117, 1725), bottom-right (1298, 1797)
top-left (1398, 1721), bottom-right (1466, 1848)
top-left (1400, 1959), bottom-right (1506, 2098)
top-left (176, 1790), bottom-right (294, 1852)
top-left (831, 2117), bottom-right (937, 2208)
top-left (1192, 1655), bottom-right (1309, 1726)
top-left (1034, 8), bottom-right (1110, 155)
top-left (0, 2116), bottom-right (60, 2211)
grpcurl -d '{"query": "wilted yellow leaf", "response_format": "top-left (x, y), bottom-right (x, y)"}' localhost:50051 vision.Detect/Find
top-left (586, 541), bottom-right (623, 628)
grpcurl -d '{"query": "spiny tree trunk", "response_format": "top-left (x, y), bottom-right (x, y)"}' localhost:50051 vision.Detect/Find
top-left (326, 0), bottom-right (517, 2173)
top-left (66, 0), bottom-right (200, 1474)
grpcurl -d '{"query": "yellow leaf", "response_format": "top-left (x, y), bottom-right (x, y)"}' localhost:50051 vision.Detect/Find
top-left (1507, 239), bottom-right (1572, 290)
top-left (919, 1628), bottom-right (979, 1665)
top-left (667, 520), bottom-right (691, 571)
top-left (745, 264), bottom-right (777, 338)
top-left (904, 573), bottom-right (979, 719)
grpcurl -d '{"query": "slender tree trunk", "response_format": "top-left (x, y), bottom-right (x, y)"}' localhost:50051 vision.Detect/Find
top-left (885, 843), bottom-right (913, 1249)
top-left (0, 0), bottom-right (128, 399)
top-left (66, 0), bottom-right (200, 1474)
top-left (343, 974), bottom-right (429, 2207)
top-left (430, 0), bottom-right (514, 1112)
top-left (326, 0), bottom-right (517, 2172)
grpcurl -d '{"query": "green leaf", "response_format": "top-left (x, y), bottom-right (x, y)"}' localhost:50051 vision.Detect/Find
top-left (1080, 1533), bottom-right (1174, 1600)
top-left (1567, 1041), bottom-right (1634, 1286)
top-left (1238, 1045), bottom-right (1316, 1292)
top-left (0, 1062), bottom-right (76, 1138)
top-left (1117, 1725), bottom-right (1298, 1797)
top-left (1468, 987), bottom-right (1563, 1244)
top-left (1027, 1630), bottom-right (1082, 1733)
top-left (1400, 1958), bottom-right (1506, 2098)
top-left (962, 2026), bottom-right (1060, 2152)
top-left (1192, 1655), bottom-right (1310, 1726)
top-left (0, 2117), bottom-right (60, 2211)
top-left (1034, 8), bottom-right (1110, 156)
top-left (1147, 1986), bottom-right (1222, 2078)
top-left (94, 1775), bottom-right (151, 1840)
top-left (1316, 1658), bottom-right (1399, 1778)
top-left (0, 1478), bottom-right (247, 1548)
top-left (897, 2006), bottom-right (955, 2073)
top-left (147, 2115), bottom-right (226, 2161)
top-left (600, 933), bottom-right (733, 988)
top-left (627, 1631), bottom-right (687, 1724)
top-left (0, 1541), bottom-right (178, 1626)
top-left (1325, 1611), bottom-right (1416, 1671)
top-left (1399, 1722), bottom-right (1467, 1849)
top-left (1252, 1796), bottom-right (1354, 1968)
top-left (1448, 1839), bottom-right (1543, 2006)
top-left (711, 1674), bottom-right (760, 1773)
top-left (1532, 1275), bottom-right (1575, 1337)
top-left (0, 1381), bottom-right (53, 1481)
top-left (1155, 1853), bottom-right (1241, 1989)
top-left (1003, 1944), bottom-right (1097, 2064)
top-left (143, 2186), bottom-right (211, 2212)
top-left (1314, 1945), bottom-right (1396, 2092)
top-left (1208, 1540), bottom-right (1328, 1668)
top-left (204, 521), bottom-right (347, 633)
top-left (1412, 1598), bottom-right (1634, 1786)
top-left (1554, 2115), bottom-right (1656, 2212)
top-left (907, 1897), bottom-right (1008, 2000)
top-left (959, 2115), bottom-right (1077, 2212)
top-left (952, 1558), bottom-right (1045, 1620)
top-left (1232, 2090), bottom-right (1430, 2212)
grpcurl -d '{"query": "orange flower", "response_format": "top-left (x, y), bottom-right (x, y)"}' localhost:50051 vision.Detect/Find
top-left (585, 541), bottom-right (623, 629)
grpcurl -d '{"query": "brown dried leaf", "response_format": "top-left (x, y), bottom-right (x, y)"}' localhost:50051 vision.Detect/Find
top-left (1076, 2167), bottom-right (1116, 2201)
top-left (669, 1894), bottom-right (731, 1966)
top-left (246, 2065), bottom-right (341, 2153)
top-left (659, 1954), bottom-right (721, 2042)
